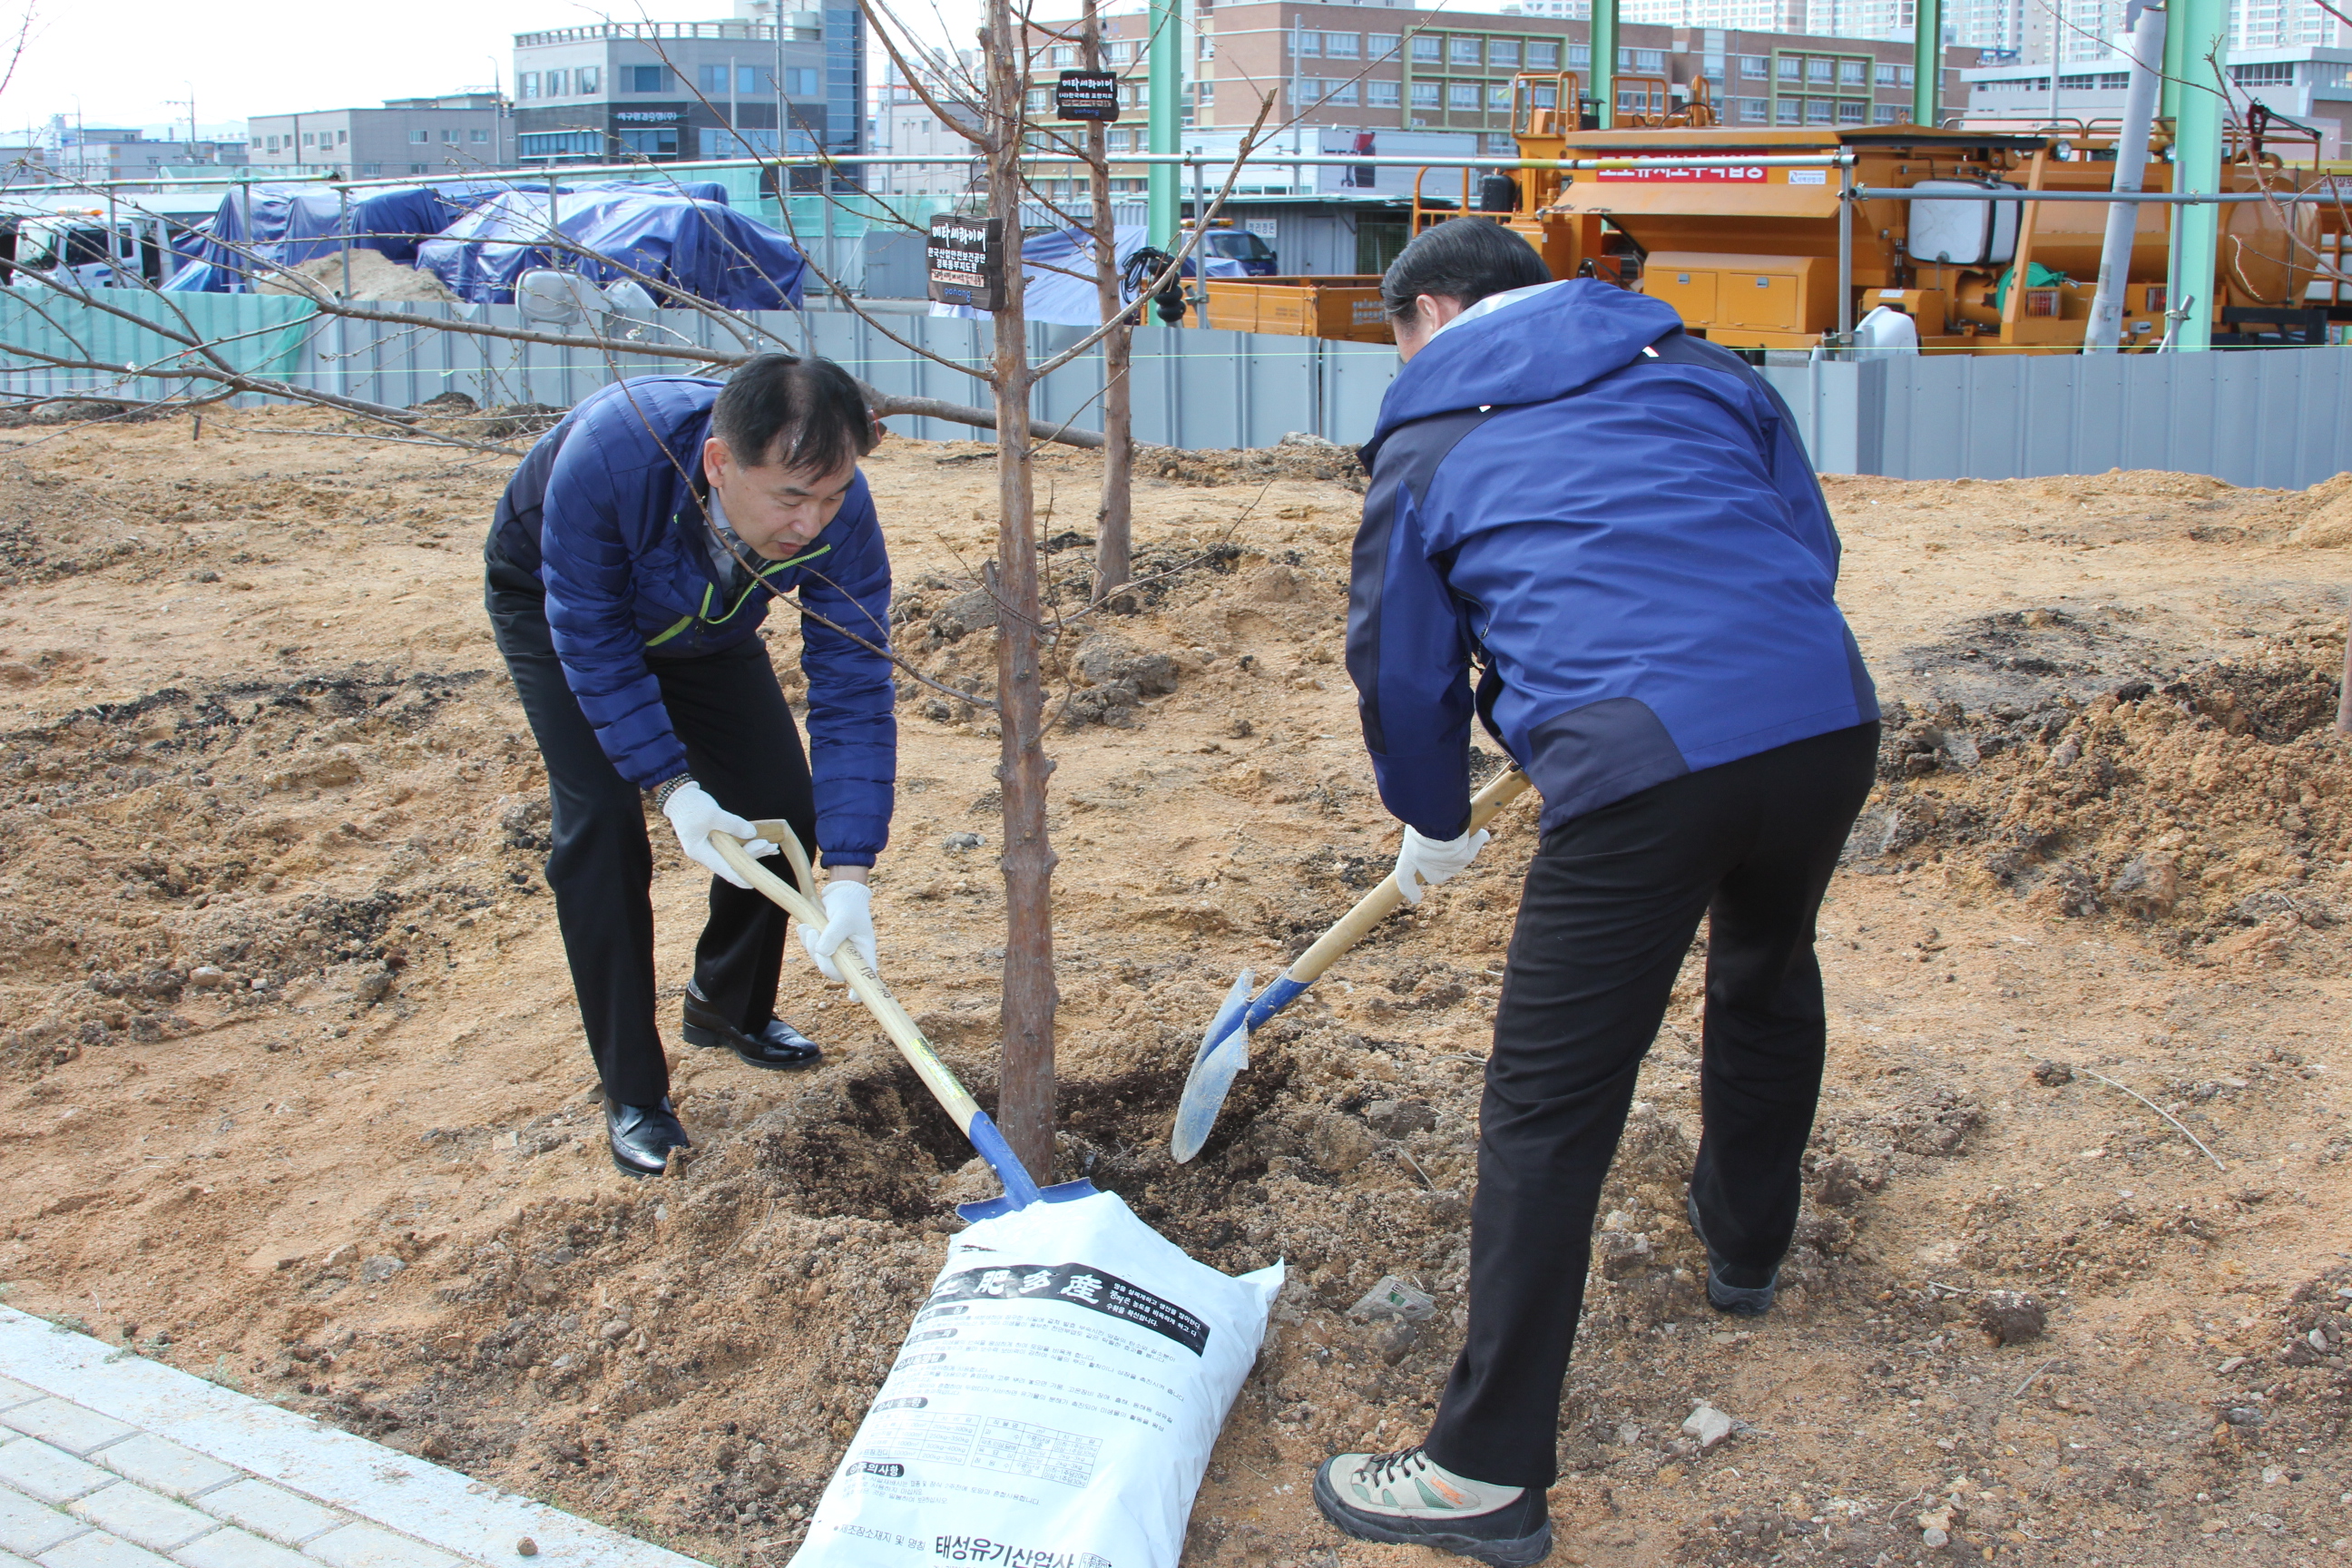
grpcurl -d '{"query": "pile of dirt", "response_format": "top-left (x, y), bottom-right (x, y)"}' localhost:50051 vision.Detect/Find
top-left (258, 250), bottom-right (458, 303)
top-left (0, 417), bottom-right (2345, 1568)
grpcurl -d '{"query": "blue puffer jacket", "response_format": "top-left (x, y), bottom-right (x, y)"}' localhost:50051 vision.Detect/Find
top-left (1348, 279), bottom-right (1877, 840)
top-left (492, 376), bottom-right (896, 866)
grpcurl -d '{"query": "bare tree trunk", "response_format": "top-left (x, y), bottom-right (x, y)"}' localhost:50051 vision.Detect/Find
top-left (1083, 0), bottom-right (1135, 602)
top-left (983, 9), bottom-right (1059, 1182)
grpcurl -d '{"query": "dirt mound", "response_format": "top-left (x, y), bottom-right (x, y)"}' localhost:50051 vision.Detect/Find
top-left (258, 250), bottom-right (457, 303)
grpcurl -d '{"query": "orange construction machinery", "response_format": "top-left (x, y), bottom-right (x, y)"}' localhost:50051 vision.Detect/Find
top-left (1461, 83), bottom-right (2337, 352)
top-left (1209, 78), bottom-right (2341, 353)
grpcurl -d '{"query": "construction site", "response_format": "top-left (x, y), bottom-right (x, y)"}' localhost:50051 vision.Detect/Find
top-left (0, 0), bottom-right (2348, 1551)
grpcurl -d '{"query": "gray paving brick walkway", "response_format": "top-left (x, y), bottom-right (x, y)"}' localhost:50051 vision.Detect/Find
top-left (0, 1306), bottom-right (707, 1568)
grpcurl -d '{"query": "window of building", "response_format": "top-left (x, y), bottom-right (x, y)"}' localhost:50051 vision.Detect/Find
top-left (1450, 36), bottom-right (1480, 64)
top-left (1489, 83), bottom-right (1513, 108)
top-left (1618, 84), bottom-right (1662, 112)
top-left (618, 126), bottom-right (679, 156)
top-left (1490, 38), bottom-right (1519, 67)
top-left (1776, 55), bottom-right (1800, 80)
top-left (1806, 57), bottom-right (1832, 81)
top-left (1107, 126), bottom-right (1132, 150)
top-left (1294, 29), bottom-right (1319, 54)
top-left (1774, 97), bottom-right (1800, 122)
top-left (410, 163), bottom-right (428, 173)
top-left (1703, 62), bottom-right (1723, 83)
top-left (1838, 59), bottom-right (1864, 84)
top-left (263, 134), bottom-right (280, 151)
top-left (518, 73), bottom-right (540, 99)
top-left (409, 129), bottom-right (429, 144)
top-left (1570, 44), bottom-right (1591, 66)
top-left (443, 127), bottom-right (460, 142)
top-left (1411, 80), bottom-right (1440, 106)
top-left (1051, 44), bottom-right (1074, 65)
top-left (1874, 62), bottom-right (1896, 84)
top-left (788, 66), bottom-right (819, 94)
top-left (1617, 47), bottom-right (1631, 67)
top-left (1740, 95), bottom-right (1769, 121)
top-left (1804, 97), bottom-right (1833, 122)
top-left (301, 132), bottom-right (316, 147)
top-left (629, 64), bottom-right (669, 93)
top-left (1898, 64), bottom-right (1915, 84)
top-left (1198, 35), bottom-right (1214, 57)
top-left (1447, 81), bottom-right (1480, 107)
top-left (470, 128), bottom-right (487, 142)
top-left (1873, 103), bottom-right (1900, 122)
top-left (1371, 34), bottom-right (1400, 58)
top-left (1633, 48), bottom-right (1664, 70)
top-left (338, 129), bottom-right (349, 143)
top-left (1411, 34), bottom-right (1442, 61)
top-left (2230, 61), bottom-right (2294, 84)
top-left (1368, 79), bottom-right (1400, 105)
top-left (578, 66), bottom-right (600, 93)
top-left (1197, 79), bottom-right (1216, 101)
top-left (1740, 54), bottom-right (1768, 77)
top-left (1328, 80), bottom-right (1359, 104)
top-left (1026, 86), bottom-right (1048, 112)
top-left (1326, 32), bottom-right (1359, 56)
top-left (1836, 98), bottom-right (1865, 122)
top-left (545, 69), bottom-right (566, 96)
top-left (1109, 41), bottom-right (1134, 63)
top-left (1528, 39), bottom-right (1558, 67)
top-left (700, 64), bottom-right (730, 93)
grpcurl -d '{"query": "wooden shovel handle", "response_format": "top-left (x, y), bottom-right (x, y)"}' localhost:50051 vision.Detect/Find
top-left (1285, 768), bottom-right (1533, 985)
top-left (708, 828), bottom-right (985, 1132)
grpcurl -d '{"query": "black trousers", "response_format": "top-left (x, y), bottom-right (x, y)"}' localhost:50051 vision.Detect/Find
top-left (485, 552), bottom-right (818, 1108)
top-left (1421, 721), bottom-right (1879, 1489)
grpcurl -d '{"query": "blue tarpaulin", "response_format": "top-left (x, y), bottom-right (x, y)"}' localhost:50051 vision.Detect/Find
top-left (415, 189), bottom-right (803, 310)
top-left (163, 181), bottom-right (523, 290)
top-left (162, 180), bottom-right (737, 293)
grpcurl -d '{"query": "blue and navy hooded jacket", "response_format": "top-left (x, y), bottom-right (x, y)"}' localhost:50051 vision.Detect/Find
top-left (1348, 279), bottom-right (1877, 841)
top-left (492, 375), bottom-right (896, 866)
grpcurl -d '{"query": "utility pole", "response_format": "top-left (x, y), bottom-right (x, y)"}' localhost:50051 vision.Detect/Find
top-left (1911, 0), bottom-right (1943, 125)
top-left (2169, 0), bottom-right (2226, 349)
top-left (1148, 0), bottom-right (1178, 246)
top-left (1590, 0), bottom-right (1619, 130)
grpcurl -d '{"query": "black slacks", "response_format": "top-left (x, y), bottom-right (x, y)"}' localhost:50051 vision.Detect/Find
top-left (485, 552), bottom-right (818, 1108)
top-left (1421, 721), bottom-right (1879, 1489)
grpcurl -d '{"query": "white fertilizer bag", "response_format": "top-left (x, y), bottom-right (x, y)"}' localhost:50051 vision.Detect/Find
top-left (793, 1189), bottom-right (1283, 1568)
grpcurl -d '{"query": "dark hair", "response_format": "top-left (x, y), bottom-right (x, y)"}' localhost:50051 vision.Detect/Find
top-left (1380, 218), bottom-right (1552, 326)
top-left (710, 352), bottom-right (877, 473)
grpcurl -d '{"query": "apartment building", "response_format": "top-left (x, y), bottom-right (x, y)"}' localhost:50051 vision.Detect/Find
top-left (512, 0), bottom-right (863, 163)
top-left (1176, 2), bottom-right (1968, 134)
top-left (1964, 46), bottom-right (2352, 152)
top-left (247, 94), bottom-right (513, 177)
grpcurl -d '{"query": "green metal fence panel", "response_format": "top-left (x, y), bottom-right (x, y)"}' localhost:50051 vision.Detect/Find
top-left (0, 291), bottom-right (320, 394)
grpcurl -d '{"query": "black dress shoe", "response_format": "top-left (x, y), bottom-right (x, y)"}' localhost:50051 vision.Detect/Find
top-left (681, 985), bottom-right (823, 1071)
top-left (607, 1097), bottom-right (690, 1178)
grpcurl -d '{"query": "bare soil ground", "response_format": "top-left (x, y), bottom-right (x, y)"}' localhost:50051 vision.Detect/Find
top-left (0, 408), bottom-right (2347, 1568)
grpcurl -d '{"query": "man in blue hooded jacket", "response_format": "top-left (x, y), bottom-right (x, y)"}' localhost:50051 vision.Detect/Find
top-left (1311, 220), bottom-right (1880, 1566)
top-left (485, 355), bottom-right (895, 1178)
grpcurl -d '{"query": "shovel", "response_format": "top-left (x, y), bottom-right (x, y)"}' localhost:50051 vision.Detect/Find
top-left (1170, 767), bottom-right (1534, 1162)
top-left (709, 823), bottom-right (1097, 1222)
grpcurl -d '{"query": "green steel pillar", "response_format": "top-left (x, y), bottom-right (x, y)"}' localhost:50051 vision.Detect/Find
top-left (1590, 0), bottom-right (1618, 130)
top-left (1148, 0), bottom-right (1180, 247)
top-left (1912, 0), bottom-right (1944, 125)
top-left (2170, 0), bottom-right (2226, 349)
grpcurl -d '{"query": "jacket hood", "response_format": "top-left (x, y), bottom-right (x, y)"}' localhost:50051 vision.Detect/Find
top-left (1366, 279), bottom-right (1684, 459)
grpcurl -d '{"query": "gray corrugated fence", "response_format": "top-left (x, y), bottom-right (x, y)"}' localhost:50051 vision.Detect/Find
top-left (3, 292), bottom-right (2346, 486)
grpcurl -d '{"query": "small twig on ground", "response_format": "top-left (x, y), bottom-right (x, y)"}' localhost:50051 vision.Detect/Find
top-left (2012, 1357), bottom-right (2062, 1398)
top-left (1392, 1147), bottom-right (1436, 1191)
top-left (2077, 1066), bottom-right (2229, 1171)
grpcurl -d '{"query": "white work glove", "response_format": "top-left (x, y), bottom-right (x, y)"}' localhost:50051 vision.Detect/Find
top-left (799, 879), bottom-right (877, 984)
top-left (660, 780), bottom-right (777, 890)
top-left (1393, 824), bottom-right (1490, 906)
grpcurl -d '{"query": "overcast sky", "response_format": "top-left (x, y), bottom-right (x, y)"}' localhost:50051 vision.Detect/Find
top-left (3, 0), bottom-right (991, 138)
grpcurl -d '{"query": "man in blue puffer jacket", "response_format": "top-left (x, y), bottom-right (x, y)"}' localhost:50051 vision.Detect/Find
top-left (485, 355), bottom-right (895, 1177)
top-left (1311, 220), bottom-right (1880, 1567)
